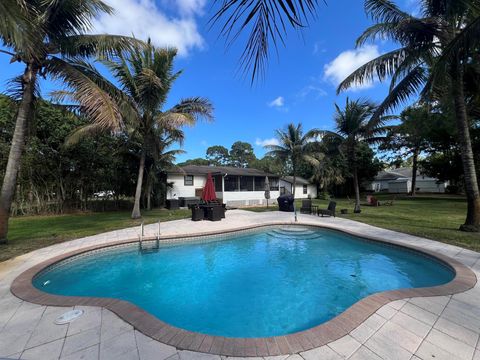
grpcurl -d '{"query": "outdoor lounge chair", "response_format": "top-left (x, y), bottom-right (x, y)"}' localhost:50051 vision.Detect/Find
top-left (300, 199), bottom-right (317, 214)
top-left (318, 201), bottom-right (336, 217)
top-left (366, 195), bottom-right (380, 207)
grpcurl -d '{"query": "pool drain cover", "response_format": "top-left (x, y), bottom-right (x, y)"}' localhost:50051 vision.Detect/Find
top-left (55, 309), bottom-right (84, 325)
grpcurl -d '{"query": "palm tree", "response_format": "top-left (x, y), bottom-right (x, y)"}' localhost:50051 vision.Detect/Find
top-left (143, 126), bottom-right (186, 211)
top-left (265, 123), bottom-right (320, 197)
top-left (322, 98), bottom-right (387, 213)
top-left (101, 44), bottom-right (214, 218)
top-left (0, 0), bottom-right (141, 243)
top-left (210, 0), bottom-right (318, 81)
top-left (337, 0), bottom-right (480, 231)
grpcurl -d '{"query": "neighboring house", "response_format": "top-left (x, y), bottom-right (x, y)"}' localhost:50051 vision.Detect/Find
top-left (166, 165), bottom-right (317, 207)
top-left (368, 167), bottom-right (448, 194)
top-left (280, 176), bottom-right (317, 199)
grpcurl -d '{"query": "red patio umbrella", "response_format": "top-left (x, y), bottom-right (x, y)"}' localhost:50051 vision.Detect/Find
top-left (202, 173), bottom-right (217, 202)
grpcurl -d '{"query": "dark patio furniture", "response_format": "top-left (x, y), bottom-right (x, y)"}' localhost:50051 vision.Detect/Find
top-left (180, 197), bottom-right (200, 208)
top-left (277, 194), bottom-right (294, 212)
top-left (206, 205), bottom-right (223, 221)
top-left (300, 199), bottom-right (317, 215)
top-left (366, 195), bottom-right (380, 207)
top-left (166, 199), bottom-right (179, 210)
top-left (191, 206), bottom-right (204, 221)
top-left (318, 201), bottom-right (336, 217)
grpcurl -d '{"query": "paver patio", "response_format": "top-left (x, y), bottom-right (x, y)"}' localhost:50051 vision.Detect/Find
top-left (0, 210), bottom-right (479, 359)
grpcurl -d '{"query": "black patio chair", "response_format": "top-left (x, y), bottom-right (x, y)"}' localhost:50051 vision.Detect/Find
top-left (318, 201), bottom-right (336, 217)
top-left (300, 199), bottom-right (317, 215)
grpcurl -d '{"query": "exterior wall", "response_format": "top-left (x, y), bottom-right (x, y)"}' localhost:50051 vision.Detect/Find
top-left (222, 191), bottom-right (280, 207)
top-left (293, 184), bottom-right (317, 199)
top-left (388, 180), bottom-right (411, 193)
top-left (167, 173), bottom-right (317, 206)
top-left (369, 180), bottom-right (391, 192)
top-left (166, 174), bottom-right (206, 199)
top-left (278, 180), bottom-right (317, 199)
top-left (279, 179), bottom-right (292, 194)
top-left (369, 178), bottom-right (447, 194)
top-left (415, 180), bottom-right (447, 193)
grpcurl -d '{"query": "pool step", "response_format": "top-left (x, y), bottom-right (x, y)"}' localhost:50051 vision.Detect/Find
top-left (270, 228), bottom-right (317, 236)
top-left (267, 230), bottom-right (322, 240)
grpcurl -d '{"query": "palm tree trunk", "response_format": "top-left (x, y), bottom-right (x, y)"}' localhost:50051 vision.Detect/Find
top-left (292, 173), bottom-right (296, 197)
top-left (410, 148), bottom-right (419, 196)
top-left (452, 65), bottom-right (480, 232)
top-left (146, 178), bottom-right (152, 211)
top-left (0, 64), bottom-right (37, 244)
top-left (350, 142), bottom-right (361, 213)
top-left (353, 167), bottom-right (361, 213)
top-left (131, 148), bottom-right (146, 219)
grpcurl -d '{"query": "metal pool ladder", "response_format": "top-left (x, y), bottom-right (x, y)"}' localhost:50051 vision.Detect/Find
top-left (138, 221), bottom-right (161, 253)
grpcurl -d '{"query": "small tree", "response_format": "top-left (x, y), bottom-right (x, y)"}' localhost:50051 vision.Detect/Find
top-left (380, 106), bottom-right (431, 196)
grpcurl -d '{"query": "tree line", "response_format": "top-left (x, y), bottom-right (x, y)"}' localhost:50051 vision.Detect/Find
top-left (212, 0), bottom-right (480, 231)
top-left (1, 0), bottom-right (479, 248)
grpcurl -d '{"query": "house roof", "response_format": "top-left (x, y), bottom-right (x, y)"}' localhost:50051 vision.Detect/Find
top-left (281, 176), bottom-right (311, 185)
top-left (167, 165), bottom-right (277, 177)
top-left (374, 167), bottom-right (436, 181)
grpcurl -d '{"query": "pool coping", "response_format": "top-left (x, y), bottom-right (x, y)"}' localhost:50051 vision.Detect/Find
top-left (10, 222), bottom-right (477, 357)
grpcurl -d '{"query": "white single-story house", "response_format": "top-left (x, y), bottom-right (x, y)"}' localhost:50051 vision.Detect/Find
top-left (368, 167), bottom-right (448, 194)
top-left (279, 176), bottom-right (317, 199)
top-left (166, 165), bottom-right (317, 207)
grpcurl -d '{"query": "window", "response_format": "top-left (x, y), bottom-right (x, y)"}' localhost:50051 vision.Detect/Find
top-left (254, 177), bottom-right (265, 190)
top-left (224, 175), bottom-right (239, 192)
top-left (270, 177), bottom-right (279, 191)
top-left (214, 175), bottom-right (223, 192)
top-left (303, 185), bottom-right (308, 194)
top-left (184, 175), bottom-right (194, 186)
top-left (240, 176), bottom-right (254, 191)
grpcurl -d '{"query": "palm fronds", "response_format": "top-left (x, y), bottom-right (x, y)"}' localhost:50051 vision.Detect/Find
top-left (210, 0), bottom-right (319, 82)
top-left (47, 57), bottom-right (123, 130)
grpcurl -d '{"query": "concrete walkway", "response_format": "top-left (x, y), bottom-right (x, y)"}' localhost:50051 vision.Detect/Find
top-left (0, 210), bottom-right (479, 360)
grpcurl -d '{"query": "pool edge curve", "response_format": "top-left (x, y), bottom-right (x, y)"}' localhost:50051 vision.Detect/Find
top-left (10, 222), bottom-right (477, 357)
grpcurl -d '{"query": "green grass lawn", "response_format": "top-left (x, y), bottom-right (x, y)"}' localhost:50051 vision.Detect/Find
top-left (1, 195), bottom-right (479, 263)
top-left (245, 194), bottom-right (480, 252)
top-left (1, 208), bottom-right (190, 262)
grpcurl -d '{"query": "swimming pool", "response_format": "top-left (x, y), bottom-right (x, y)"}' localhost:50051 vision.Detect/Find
top-left (33, 226), bottom-right (454, 338)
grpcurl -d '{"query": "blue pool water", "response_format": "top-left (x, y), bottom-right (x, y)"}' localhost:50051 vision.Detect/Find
top-left (34, 227), bottom-right (454, 337)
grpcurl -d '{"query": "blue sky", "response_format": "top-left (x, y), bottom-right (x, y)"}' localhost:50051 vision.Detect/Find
top-left (0, 0), bottom-right (417, 163)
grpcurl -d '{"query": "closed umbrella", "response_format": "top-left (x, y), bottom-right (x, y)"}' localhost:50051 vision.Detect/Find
top-left (264, 176), bottom-right (270, 208)
top-left (202, 173), bottom-right (217, 202)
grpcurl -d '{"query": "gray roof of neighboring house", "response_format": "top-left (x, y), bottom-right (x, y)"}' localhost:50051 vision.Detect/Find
top-left (374, 167), bottom-right (436, 181)
top-left (281, 176), bottom-right (311, 185)
top-left (167, 165), bottom-right (277, 177)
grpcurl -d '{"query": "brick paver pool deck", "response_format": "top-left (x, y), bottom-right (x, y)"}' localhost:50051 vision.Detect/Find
top-left (1, 210), bottom-right (479, 360)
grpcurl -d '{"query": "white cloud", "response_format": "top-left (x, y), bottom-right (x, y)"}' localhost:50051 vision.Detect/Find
top-left (255, 138), bottom-right (280, 147)
top-left (92, 0), bottom-right (204, 56)
top-left (200, 140), bottom-right (208, 146)
top-left (268, 96), bottom-right (285, 107)
top-left (323, 45), bottom-right (381, 90)
top-left (174, 0), bottom-right (207, 15)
